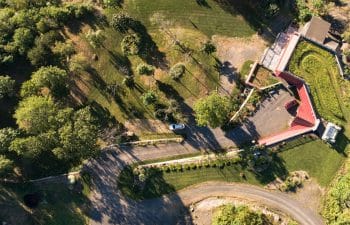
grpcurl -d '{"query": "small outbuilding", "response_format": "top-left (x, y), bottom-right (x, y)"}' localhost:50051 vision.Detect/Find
top-left (321, 122), bottom-right (342, 143)
top-left (301, 16), bottom-right (331, 45)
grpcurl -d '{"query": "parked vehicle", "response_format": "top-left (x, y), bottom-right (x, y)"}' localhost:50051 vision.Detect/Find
top-left (169, 123), bottom-right (185, 131)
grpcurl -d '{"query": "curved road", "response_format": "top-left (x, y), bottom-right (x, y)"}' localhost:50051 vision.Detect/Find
top-left (86, 147), bottom-right (324, 225)
top-left (173, 182), bottom-right (324, 225)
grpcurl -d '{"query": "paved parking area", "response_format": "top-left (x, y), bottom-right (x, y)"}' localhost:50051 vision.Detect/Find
top-left (226, 86), bottom-right (295, 144)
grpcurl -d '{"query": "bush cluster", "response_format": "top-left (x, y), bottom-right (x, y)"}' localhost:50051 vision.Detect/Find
top-left (137, 63), bottom-right (155, 75)
top-left (169, 63), bottom-right (185, 80)
top-left (155, 157), bottom-right (242, 174)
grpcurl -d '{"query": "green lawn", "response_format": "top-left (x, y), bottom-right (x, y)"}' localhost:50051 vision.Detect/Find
top-left (278, 139), bottom-right (347, 186)
top-left (289, 41), bottom-right (346, 124)
top-left (0, 174), bottom-right (91, 225)
top-left (119, 137), bottom-right (348, 200)
top-left (124, 0), bottom-right (256, 38)
top-left (118, 163), bottom-right (262, 200)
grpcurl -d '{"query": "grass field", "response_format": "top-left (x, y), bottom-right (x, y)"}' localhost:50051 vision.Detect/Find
top-left (0, 175), bottom-right (91, 225)
top-left (279, 139), bottom-right (347, 187)
top-left (118, 137), bottom-right (347, 199)
top-left (288, 41), bottom-right (345, 123)
top-left (118, 163), bottom-right (262, 200)
top-left (251, 66), bottom-right (279, 88)
top-left (124, 0), bottom-right (256, 38)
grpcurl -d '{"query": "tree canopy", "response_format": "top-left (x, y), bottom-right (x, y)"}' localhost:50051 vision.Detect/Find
top-left (14, 96), bottom-right (59, 134)
top-left (21, 66), bottom-right (68, 98)
top-left (212, 204), bottom-right (270, 225)
top-left (0, 75), bottom-right (15, 99)
top-left (194, 92), bottom-right (231, 128)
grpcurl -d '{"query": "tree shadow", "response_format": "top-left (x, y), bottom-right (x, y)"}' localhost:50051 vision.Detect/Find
top-left (332, 132), bottom-right (349, 156)
top-left (130, 21), bottom-right (169, 70)
top-left (196, 0), bottom-right (211, 8)
top-left (108, 50), bottom-right (132, 76)
top-left (83, 148), bottom-right (193, 225)
top-left (213, 0), bottom-right (292, 42)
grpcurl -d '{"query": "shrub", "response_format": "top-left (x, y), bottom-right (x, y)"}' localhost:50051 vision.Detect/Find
top-left (169, 63), bottom-right (185, 80)
top-left (210, 161), bottom-right (217, 168)
top-left (137, 63), bottom-right (154, 75)
top-left (0, 76), bottom-right (15, 99)
top-left (122, 76), bottom-right (134, 87)
top-left (201, 41), bottom-right (216, 54)
top-left (121, 34), bottom-right (141, 55)
top-left (190, 163), bottom-right (197, 170)
top-left (185, 164), bottom-right (191, 170)
top-left (162, 166), bottom-right (170, 173)
top-left (203, 160), bottom-right (210, 168)
top-left (111, 12), bottom-right (134, 33)
top-left (176, 164), bottom-right (183, 172)
top-left (141, 91), bottom-right (157, 105)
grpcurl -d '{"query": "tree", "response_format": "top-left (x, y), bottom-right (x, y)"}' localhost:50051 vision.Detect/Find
top-left (14, 96), bottom-right (59, 134)
top-left (141, 90), bottom-right (157, 105)
top-left (0, 75), bottom-right (15, 99)
top-left (52, 40), bottom-right (75, 62)
top-left (12, 27), bottom-right (35, 55)
top-left (122, 76), bottom-right (135, 87)
top-left (201, 41), bottom-right (216, 55)
top-left (0, 155), bottom-right (13, 177)
top-left (121, 34), bottom-right (141, 55)
top-left (212, 204), bottom-right (268, 225)
top-left (86, 29), bottom-right (105, 49)
top-left (0, 128), bottom-right (19, 154)
top-left (169, 63), bottom-right (185, 80)
top-left (110, 12), bottom-right (134, 33)
top-left (136, 63), bottom-right (154, 75)
top-left (9, 131), bottom-right (58, 159)
top-left (58, 107), bottom-right (98, 162)
top-left (21, 66), bottom-right (68, 98)
top-left (194, 92), bottom-right (230, 128)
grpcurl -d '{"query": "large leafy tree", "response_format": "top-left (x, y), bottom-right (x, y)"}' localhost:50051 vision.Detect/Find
top-left (0, 155), bottom-right (13, 177)
top-left (0, 128), bottom-right (19, 154)
top-left (57, 107), bottom-right (98, 162)
top-left (212, 205), bottom-right (268, 225)
top-left (14, 96), bottom-right (59, 135)
top-left (12, 27), bottom-right (35, 55)
top-left (0, 75), bottom-right (15, 99)
top-left (193, 92), bottom-right (230, 128)
top-left (20, 66), bottom-right (68, 98)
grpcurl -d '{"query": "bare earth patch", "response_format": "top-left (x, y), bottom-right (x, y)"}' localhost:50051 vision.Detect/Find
top-left (288, 179), bottom-right (325, 214)
top-left (124, 119), bottom-right (172, 135)
top-left (212, 34), bottom-right (267, 70)
top-left (212, 35), bottom-right (267, 94)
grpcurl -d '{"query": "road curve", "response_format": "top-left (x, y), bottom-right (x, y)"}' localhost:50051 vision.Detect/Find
top-left (172, 182), bottom-right (324, 225)
top-left (87, 148), bottom-right (325, 225)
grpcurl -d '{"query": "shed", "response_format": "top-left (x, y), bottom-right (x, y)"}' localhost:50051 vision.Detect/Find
top-left (321, 122), bottom-right (341, 143)
top-left (301, 16), bottom-right (331, 44)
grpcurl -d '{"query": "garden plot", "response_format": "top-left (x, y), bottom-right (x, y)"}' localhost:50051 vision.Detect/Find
top-left (289, 41), bottom-right (344, 123)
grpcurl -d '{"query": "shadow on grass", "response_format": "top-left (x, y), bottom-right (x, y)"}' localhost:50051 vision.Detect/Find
top-left (118, 166), bottom-right (176, 200)
top-left (333, 132), bottom-right (349, 156)
top-left (0, 176), bottom-right (96, 225)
